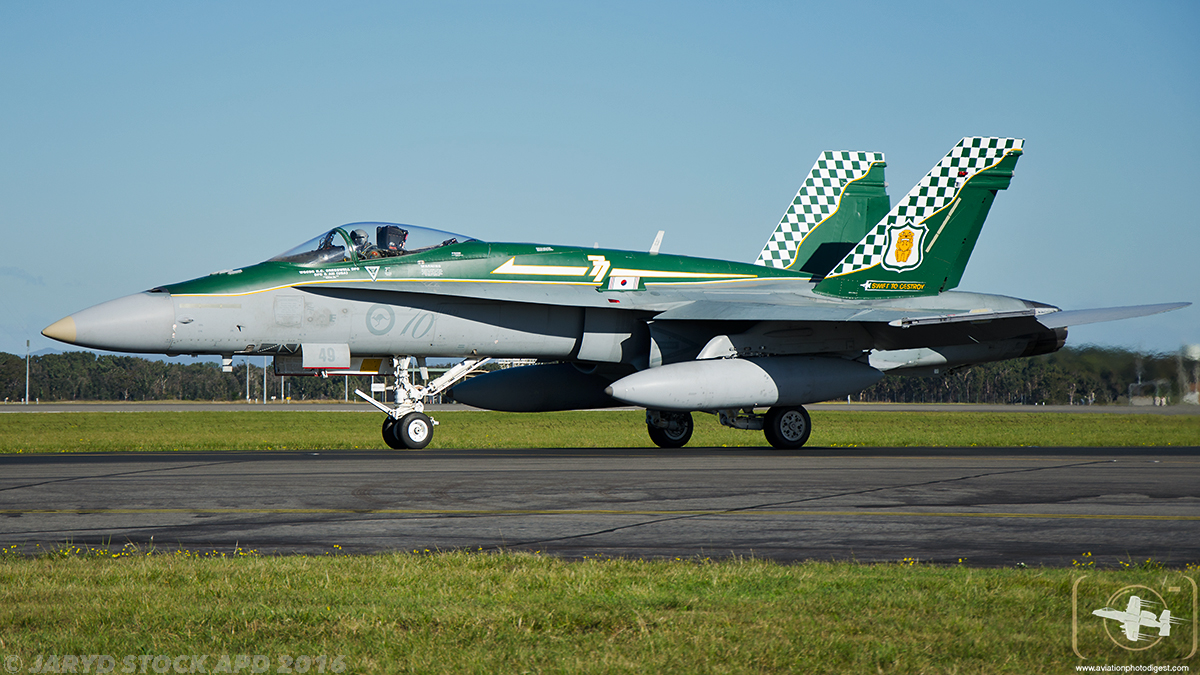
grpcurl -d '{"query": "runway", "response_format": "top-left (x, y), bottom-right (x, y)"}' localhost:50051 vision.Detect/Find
top-left (2, 446), bottom-right (1198, 566)
top-left (3, 402), bottom-right (1197, 414)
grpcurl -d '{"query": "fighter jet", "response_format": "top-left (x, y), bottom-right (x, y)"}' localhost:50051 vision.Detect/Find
top-left (42, 137), bottom-right (1188, 449)
top-left (1092, 595), bottom-right (1179, 641)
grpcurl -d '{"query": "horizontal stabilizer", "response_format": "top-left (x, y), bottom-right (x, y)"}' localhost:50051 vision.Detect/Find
top-left (1037, 303), bottom-right (1190, 329)
top-left (1159, 610), bottom-right (1173, 637)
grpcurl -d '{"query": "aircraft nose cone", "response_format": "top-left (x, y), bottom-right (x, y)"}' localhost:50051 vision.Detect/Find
top-left (42, 316), bottom-right (77, 344)
top-left (42, 292), bottom-right (175, 353)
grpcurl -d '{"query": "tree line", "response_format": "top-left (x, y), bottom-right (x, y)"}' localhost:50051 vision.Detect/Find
top-left (0, 352), bottom-right (372, 403)
top-left (856, 346), bottom-right (1195, 405)
top-left (0, 346), bottom-right (1196, 405)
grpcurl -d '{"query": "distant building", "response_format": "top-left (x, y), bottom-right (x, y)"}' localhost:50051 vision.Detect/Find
top-left (1184, 345), bottom-right (1199, 405)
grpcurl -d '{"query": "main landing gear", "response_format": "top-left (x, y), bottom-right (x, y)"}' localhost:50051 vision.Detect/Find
top-left (646, 410), bottom-right (693, 448)
top-left (646, 405), bottom-right (812, 450)
top-left (357, 356), bottom-right (490, 449)
top-left (762, 406), bottom-right (812, 449)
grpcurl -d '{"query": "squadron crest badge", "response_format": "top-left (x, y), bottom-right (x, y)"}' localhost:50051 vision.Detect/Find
top-left (881, 220), bottom-right (928, 272)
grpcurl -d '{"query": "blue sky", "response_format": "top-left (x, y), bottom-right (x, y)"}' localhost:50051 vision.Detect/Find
top-left (1, 1), bottom-right (1196, 356)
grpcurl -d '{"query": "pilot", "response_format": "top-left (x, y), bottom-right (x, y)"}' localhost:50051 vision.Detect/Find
top-left (351, 229), bottom-right (381, 259)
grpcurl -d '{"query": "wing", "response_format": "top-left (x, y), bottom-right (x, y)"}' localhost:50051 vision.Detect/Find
top-left (1127, 596), bottom-right (1142, 614)
top-left (305, 276), bottom-right (1187, 365)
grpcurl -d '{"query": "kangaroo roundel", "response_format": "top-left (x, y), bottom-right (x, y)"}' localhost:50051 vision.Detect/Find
top-left (881, 220), bottom-right (927, 272)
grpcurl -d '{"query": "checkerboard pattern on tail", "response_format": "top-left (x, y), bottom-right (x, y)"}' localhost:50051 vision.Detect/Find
top-left (825, 137), bottom-right (1023, 278)
top-left (755, 151), bottom-right (885, 269)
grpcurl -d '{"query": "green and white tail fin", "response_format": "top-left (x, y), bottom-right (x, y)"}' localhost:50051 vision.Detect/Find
top-left (814, 137), bottom-right (1024, 298)
top-left (755, 151), bottom-right (889, 275)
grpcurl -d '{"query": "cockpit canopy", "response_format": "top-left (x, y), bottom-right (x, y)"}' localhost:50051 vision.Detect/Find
top-left (269, 222), bottom-right (478, 266)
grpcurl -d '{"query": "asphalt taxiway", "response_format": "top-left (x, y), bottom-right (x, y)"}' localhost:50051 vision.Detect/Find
top-left (2, 446), bottom-right (1197, 566)
top-left (3, 402), bottom-right (1197, 414)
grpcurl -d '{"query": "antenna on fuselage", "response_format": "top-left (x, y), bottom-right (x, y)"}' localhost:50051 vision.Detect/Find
top-left (649, 230), bottom-right (665, 255)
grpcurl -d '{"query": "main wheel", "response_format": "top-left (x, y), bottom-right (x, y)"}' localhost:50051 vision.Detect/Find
top-left (381, 416), bottom-right (405, 449)
top-left (396, 412), bottom-right (433, 449)
top-left (763, 406), bottom-right (811, 449)
top-left (647, 411), bottom-right (693, 448)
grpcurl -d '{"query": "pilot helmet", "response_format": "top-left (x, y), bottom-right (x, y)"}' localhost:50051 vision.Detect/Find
top-left (351, 229), bottom-right (370, 248)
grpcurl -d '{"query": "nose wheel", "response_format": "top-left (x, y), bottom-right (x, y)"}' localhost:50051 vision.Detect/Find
top-left (384, 412), bottom-right (433, 449)
top-left (381, 416), bottom-right (402, 449)
top-left (380, 412), bottom-right (434, 449)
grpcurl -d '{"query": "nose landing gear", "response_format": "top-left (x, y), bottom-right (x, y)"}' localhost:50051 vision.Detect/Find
top-left (358, 356), bottom-right (490, 449)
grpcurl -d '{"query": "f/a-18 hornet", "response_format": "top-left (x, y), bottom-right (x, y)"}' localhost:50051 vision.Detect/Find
top-left (43, 137), bottom-right (1188, 449)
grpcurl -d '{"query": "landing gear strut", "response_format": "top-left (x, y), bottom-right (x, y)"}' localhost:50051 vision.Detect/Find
top-left (357, 356), bottom-right (490, 449)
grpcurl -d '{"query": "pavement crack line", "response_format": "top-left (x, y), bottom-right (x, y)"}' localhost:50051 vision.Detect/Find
top-left (0, 460), bottom-right (252, 494)
top-left (494, 459), bottom-right (1115, 549)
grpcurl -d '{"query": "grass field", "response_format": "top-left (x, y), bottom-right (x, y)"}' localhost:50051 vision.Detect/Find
top-left (0, 409), bottom-right (1198, 452)
top-left (1, 549), bottom-right (1196, 674)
